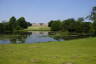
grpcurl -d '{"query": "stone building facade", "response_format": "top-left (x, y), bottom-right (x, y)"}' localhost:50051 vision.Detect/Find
top-left (32, 23), bottom-right (48, 27)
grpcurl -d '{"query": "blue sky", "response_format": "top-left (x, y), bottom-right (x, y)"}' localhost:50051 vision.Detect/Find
top-left (0, 0), bottom-right (96, 23)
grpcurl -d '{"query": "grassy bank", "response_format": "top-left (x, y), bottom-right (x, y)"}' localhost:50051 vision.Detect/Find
top-left (0, 37), bottom-right (96, 64)
top-left (23, 26), bottom-right (50, 31)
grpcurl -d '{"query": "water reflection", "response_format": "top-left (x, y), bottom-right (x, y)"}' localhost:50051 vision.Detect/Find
top-left (0, 31), bottom-right (95, 44)
top-left (10, 32), bottom-right (32, 44)
top-left (48, 32), bottom-right (64, 41)
top-left (0, 31), bottom-right (63, 44)
top-left (0, 32), bottom-right (32, 44)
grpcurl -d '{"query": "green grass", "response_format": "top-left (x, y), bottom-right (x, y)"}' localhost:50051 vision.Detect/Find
top-left (23, 26), bottom-right (50, 31)
top-left (0, 37), bottom-right (96, 64)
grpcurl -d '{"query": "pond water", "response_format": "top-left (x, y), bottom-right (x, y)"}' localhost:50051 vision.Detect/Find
top-left (0, 31), bottom-right (64, 44)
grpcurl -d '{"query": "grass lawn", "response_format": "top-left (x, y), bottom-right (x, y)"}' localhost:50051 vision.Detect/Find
top-left (23, 26), bottom-right (50, 31)
top-left (0, 37), bottom-right (96, 64)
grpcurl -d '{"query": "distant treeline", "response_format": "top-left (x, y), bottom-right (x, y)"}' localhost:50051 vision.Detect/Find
top-left (0, 17), bottom-right (32, 33)
top-left (48, 6), bottom-right (96, 35)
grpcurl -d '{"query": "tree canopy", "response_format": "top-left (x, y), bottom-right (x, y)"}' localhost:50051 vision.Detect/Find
top-left (0, 16), bottom-right (31, 33)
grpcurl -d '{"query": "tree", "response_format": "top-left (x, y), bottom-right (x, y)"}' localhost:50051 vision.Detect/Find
top-left (27, 22), bottom-right (32, 26)
top-left (17, 17), bottom-right (28, 29)
top-left (82, 22), bottom-right (92, 33)
top-left (62, 18), bottom-right (76, 32)
top-left (89, 6), bottom-right (96, 21)
top-left (77, 17), bottom-right (84, 22)
top-left (9, 16), bottom-right (16, 32)
top-left (88, 6), bottom-right (96, 34)
top-left (0, 23), bottom-right (4, 33)
top-left (0, 16), bottom-right (32, 33)
top-left (48, 20), bottom-right (54, 27)
top-left (51, 20), bottom-right (62, 31)
top-left (75, 18), bottom-right (84, 33)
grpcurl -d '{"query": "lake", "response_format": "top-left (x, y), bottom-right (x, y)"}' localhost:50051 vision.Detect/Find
top-left (0, 31), bottom-right (64, 44)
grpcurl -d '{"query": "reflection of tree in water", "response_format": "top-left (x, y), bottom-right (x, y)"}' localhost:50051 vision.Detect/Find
top-left (40, 32), bottom-right (44, 34)
top-left (52, 36), bottom-right (64, 41)
top-left (10, 32), bottom-right (32, 44)
top-left (52, 36), bottom-right (62, 41)
top-left (48, 32), bottom-right (62, 41)
top-left (48, 32), bottom-right (56, 35)
top-left (10, 39), bottom-right (16, 44)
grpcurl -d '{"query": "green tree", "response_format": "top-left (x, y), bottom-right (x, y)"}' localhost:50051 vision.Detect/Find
top-left (75, 17), bottom-right (84, 33)
top-left (88, 6), bottom-right (96, 34)
top-left (0, 16), bottom-right (31, 33)
top-left (17, 17), bottom-right (28, 29)
top-left (77, 17), bottom-right (84, 22)
top-left (62, 18), bottom-right (76, 32)
top-left (0, 23), bottom-right (4, 33)
top-left (27, 22), bottom-right (32, 26)
top-left (48, 20), bottom-right (54, 27)
top-left (82, 22), bottom-right (92, 33)
top-left (89, 6), bottom-right (96, 21)
top-left (51, 20), bottom-right (62, 31)
top-left (9, 16), bottom-right (16, 32)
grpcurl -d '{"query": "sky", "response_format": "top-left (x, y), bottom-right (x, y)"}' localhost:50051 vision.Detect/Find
top-left (0, 0), bottom-right (96, 23)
